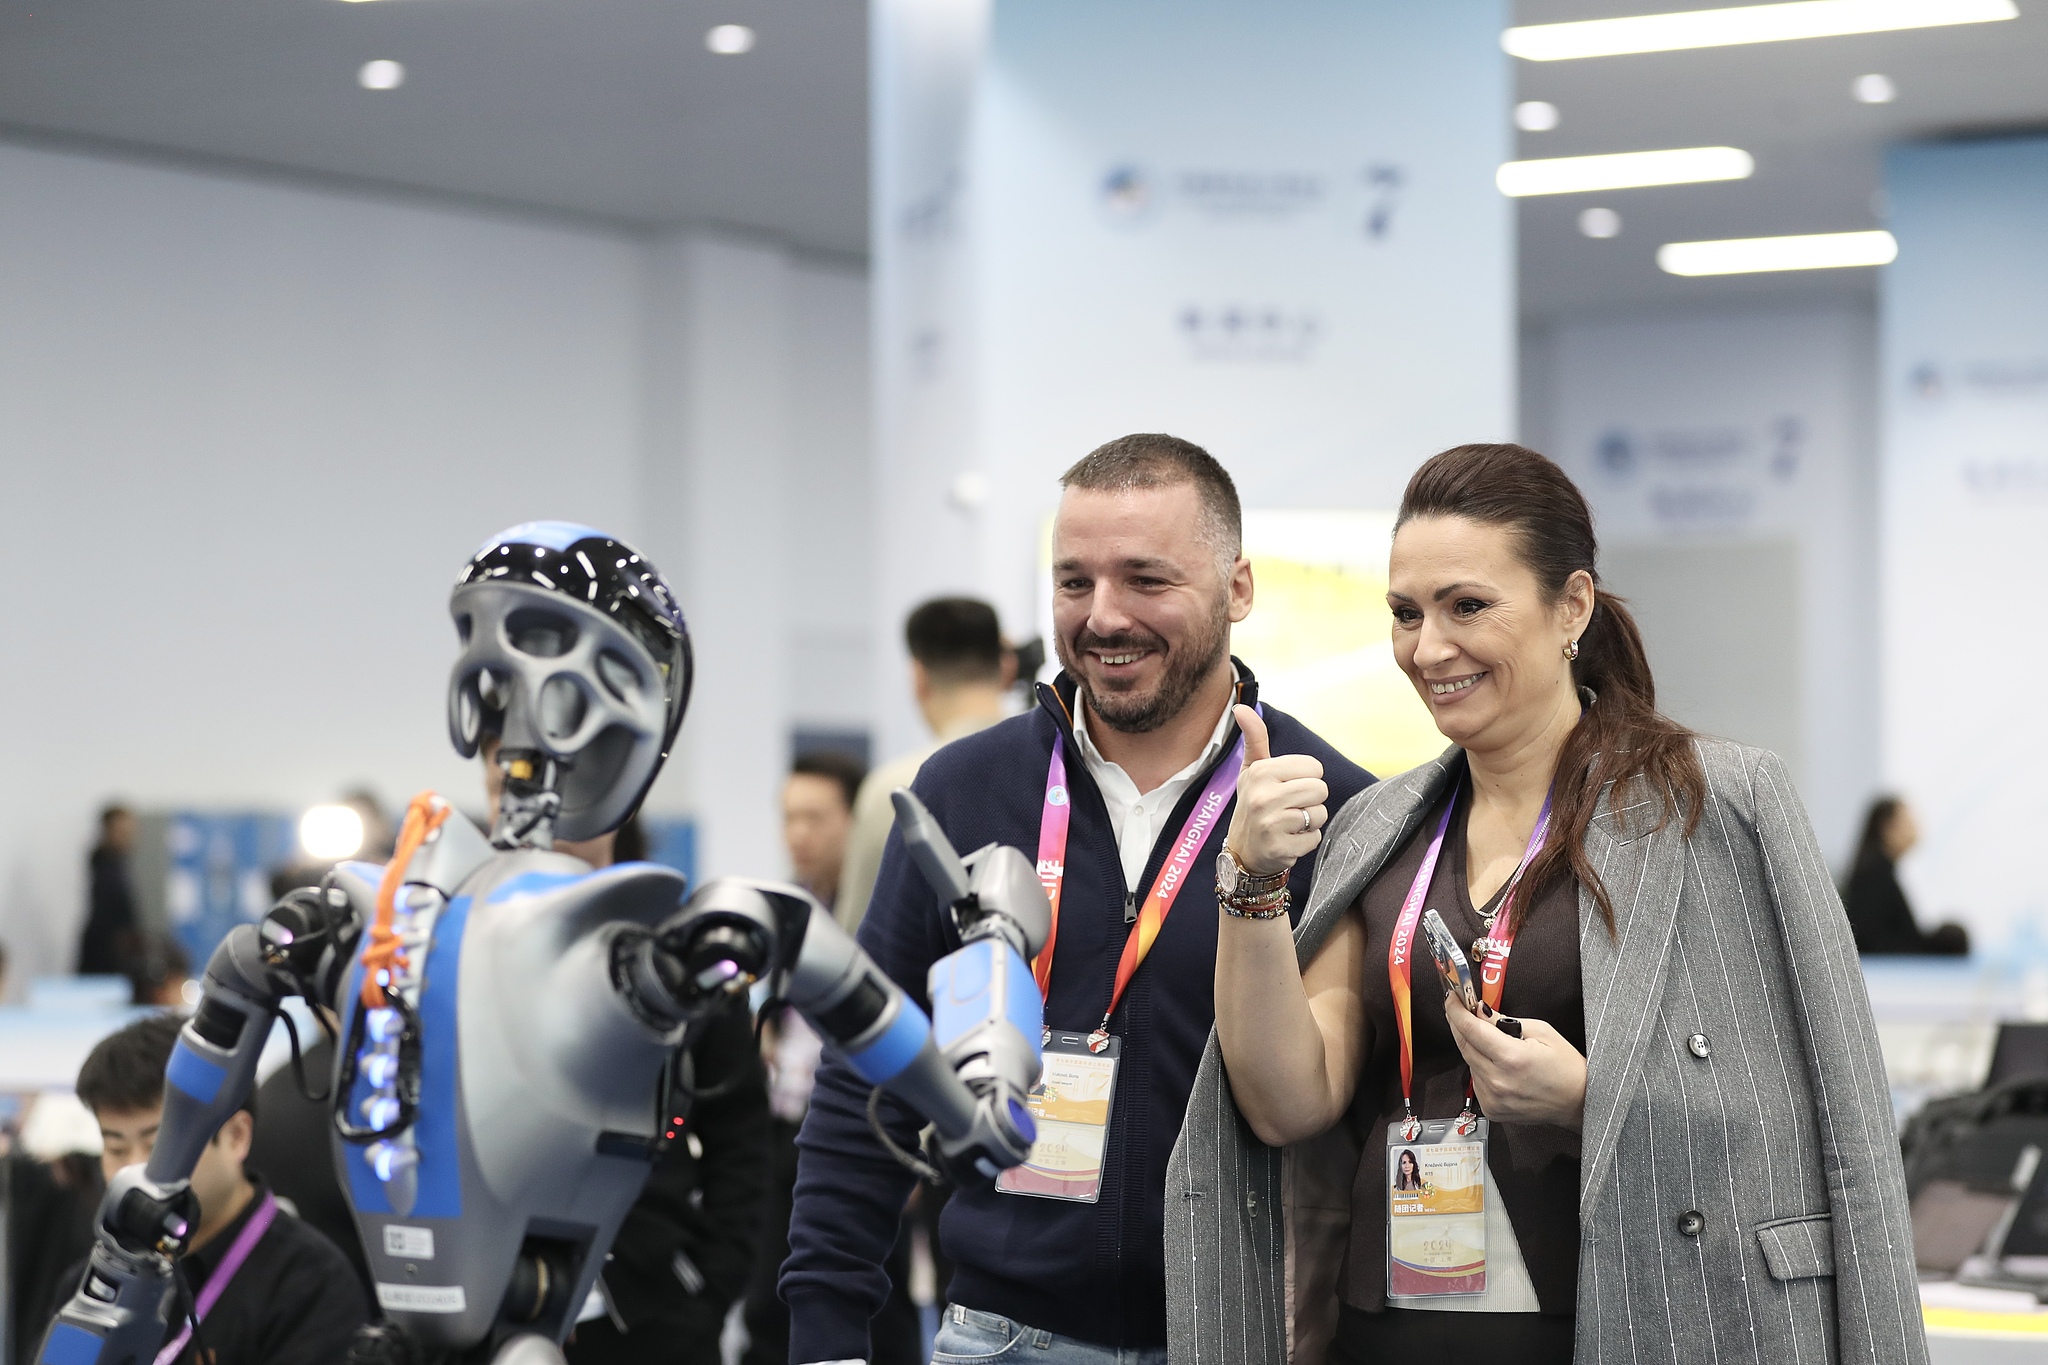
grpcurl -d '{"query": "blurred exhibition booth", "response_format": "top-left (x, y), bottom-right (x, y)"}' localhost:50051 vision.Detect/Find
top-left (2, 0), bottom-right (2048, 1352)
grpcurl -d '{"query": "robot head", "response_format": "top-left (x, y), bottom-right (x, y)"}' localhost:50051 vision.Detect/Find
top-left (448, 522), bottom-right (692, 843)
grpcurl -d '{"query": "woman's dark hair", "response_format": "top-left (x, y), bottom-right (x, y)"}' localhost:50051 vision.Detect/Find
top-left (1396, 443), bottom-right (1706, 935)
top-left (1852, 796), bottom-right (1904, 873)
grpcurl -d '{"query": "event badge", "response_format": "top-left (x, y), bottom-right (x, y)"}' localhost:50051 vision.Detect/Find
top-left (1386, 1116), bottom-right (1490, 1299)
top-left (997, 1030), bottom-right (1120, 1203)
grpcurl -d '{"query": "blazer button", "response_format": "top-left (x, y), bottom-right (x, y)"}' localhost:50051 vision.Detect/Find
top-left (1677, 1210), bottom-right (1705, 1238)
top-left (1687, 1033), bottom-right (1711, 1059)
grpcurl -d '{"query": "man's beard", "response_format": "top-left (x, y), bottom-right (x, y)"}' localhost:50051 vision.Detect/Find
top-left (1056, 594), bottom-right (1232, 735)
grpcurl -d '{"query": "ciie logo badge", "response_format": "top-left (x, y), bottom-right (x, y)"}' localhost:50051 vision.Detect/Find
top-left (1098, 164), bottom-right (1155, 226)
top-left (1048, 785), bottom-right (1070, 807)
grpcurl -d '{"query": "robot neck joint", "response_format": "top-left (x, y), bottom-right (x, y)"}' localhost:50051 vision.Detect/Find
top-left (493, 749), bottom-right (564, 850)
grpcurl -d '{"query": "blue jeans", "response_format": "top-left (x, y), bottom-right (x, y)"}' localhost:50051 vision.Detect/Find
top-left (929, 1306), bottom-right (1168, 1365)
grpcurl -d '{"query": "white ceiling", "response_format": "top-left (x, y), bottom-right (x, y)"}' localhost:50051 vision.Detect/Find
top-left (1513, 0), bottom-right (2048, 321)
top-left (1, 1), bottom-right (2043, 311)
top-left (0, 0), bottom-right (870, 257)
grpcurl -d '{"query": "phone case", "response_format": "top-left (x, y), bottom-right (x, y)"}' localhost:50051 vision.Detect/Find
top-left (1420, 909), bottom-right (1477, 1012)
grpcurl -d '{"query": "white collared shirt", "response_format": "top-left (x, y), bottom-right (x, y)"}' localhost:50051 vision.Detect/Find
top-left (1070, 687), bottom-right (1236, 895)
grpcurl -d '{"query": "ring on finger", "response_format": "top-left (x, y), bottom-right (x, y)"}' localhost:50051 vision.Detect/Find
top-left (1299, 807), bottom-right (1313, 834)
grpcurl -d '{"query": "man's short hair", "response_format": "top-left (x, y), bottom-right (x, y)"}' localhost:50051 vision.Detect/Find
top-left (77, 1012), bottom-right (257, 1120)
top-left (1060, 434), bottom-right (1243, 570)
top-left (99, 803), bottom-right (132, 830)
top-left (905, 598), bottom-right (1005, 687)
top-left (791, 751), bottom-right (866, 812)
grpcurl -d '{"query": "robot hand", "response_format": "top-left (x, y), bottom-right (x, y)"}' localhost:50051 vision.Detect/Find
top-left (618, 795), bottom-right (1047, 1185)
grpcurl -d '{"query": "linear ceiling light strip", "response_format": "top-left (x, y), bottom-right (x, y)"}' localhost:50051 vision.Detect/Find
top-left (1504, 0), bottom-right (2018, 62)
top-left (1656, 229), bottom-right (1899, 275)
top-left (1496, 146), bottom-right (1754, 196)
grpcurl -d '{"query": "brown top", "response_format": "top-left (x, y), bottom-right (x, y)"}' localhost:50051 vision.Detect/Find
top-left (1340, 771), bottom-right (1585, 1317)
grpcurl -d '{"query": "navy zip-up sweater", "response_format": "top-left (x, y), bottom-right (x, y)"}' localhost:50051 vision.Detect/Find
top-left (782, 663), bottom-right (1373, 1360)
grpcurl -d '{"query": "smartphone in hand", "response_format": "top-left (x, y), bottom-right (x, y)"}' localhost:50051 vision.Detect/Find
top-left (1420, 909), bottom-right (1478, 1014)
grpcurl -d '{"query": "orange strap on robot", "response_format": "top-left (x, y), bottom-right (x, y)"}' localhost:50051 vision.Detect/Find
top-left (358, 791), bottom-right (452, 1009)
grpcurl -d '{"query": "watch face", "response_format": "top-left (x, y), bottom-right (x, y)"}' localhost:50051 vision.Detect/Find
top-left (1216, 849), bottom-right (1238, 894)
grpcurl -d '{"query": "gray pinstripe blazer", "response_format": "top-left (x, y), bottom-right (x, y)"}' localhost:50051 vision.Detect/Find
top-left (1166, 739), bottom-right (1928, 1365)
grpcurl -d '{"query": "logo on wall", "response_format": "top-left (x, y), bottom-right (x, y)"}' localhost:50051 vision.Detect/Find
top-left (1098, 164), bottom-right (1157, 226)
top-left (1597, 429), bottom-right (1636, 477)
top-left (1769, 416), bottom-right (1804, 481)
top-left (1363, 164), bottom-right (1406, 241)
top-left (1177, 305), bottom-right (1321, 362)
top-left (1096, 160), bottom-right (1408, 237)
top-left (899, 168), bottom-right (964, 244)
top-left (1588, 421), bottom-right (1807, 531)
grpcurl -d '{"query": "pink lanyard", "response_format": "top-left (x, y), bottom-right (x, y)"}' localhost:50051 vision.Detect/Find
top-left (1388, 787), bottom-right (1552, 1122)
top-left (1033, 708), bottom-right (1252, 1051)
top-left (155, 1191), bottom-right (278, 1365)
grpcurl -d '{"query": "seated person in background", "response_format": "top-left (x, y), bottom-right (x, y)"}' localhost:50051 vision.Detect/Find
top-left (1844, 795), bottom-right (1969, 956)
top-left (53, 1013), bottom-right (369, 1365)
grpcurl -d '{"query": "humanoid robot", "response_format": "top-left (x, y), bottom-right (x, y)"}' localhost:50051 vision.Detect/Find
top-left (43, 522), bottom-right (1046, 1365)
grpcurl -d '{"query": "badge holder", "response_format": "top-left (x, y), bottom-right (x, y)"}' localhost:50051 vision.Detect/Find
top-left (996, 1030), bottom-right (1120, 1203)
top-left (1386, 1113), bottom-right (1490, 1299)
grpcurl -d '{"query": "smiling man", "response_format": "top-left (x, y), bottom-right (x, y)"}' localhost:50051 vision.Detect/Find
top-left (779, 434), bottom-right (1373, 1365)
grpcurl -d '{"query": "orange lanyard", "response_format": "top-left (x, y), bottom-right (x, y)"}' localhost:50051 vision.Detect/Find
top-left (1032, 716), bottom-right (1252, 1053)
top-left (1387, 788), bottom-right (1551, 1124)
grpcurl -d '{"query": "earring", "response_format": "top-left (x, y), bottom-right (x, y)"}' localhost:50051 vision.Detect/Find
top-left (1563, 639), bottom-right (1580, 661)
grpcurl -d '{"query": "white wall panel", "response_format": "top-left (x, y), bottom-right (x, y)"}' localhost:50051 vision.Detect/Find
top-left (1538, 304), bottom-right (1880, 865)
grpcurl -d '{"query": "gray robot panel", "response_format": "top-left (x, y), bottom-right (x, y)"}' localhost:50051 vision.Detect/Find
top-left (339, 815), bottom-right (688, 1347)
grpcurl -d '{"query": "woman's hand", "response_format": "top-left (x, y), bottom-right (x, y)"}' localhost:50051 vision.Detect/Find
top-left (1443, 994), bottom-right (1587, 1131)
top-left (1223, 705), bottom-right (1329, 876)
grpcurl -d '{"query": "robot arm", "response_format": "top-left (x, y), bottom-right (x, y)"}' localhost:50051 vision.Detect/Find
top-left (617, 792), bottom-right (1048, 1185)
top-left (40, 887), bottom-right (361, 1365)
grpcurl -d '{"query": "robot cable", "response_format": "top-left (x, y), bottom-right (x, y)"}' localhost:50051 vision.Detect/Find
top-left (865, 1087), bottom-right (943, 1186)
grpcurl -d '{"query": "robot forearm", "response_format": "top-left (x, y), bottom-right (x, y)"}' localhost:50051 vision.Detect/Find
top-left (622, 793), bottom-right (1050, 1185)
top-left (41, 890), bottom-right (360, 1365)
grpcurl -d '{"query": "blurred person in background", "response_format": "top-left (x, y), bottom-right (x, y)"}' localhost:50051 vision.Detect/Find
top-left (6, 1094), bottom-right (103, 1365)
top-left (76, 803), bottom-right (140, 981)
top-left (340, 788), bottom-right (396, 863)
top-left (1844, 795), bottom-right (1969, 956)
top-left (835, 599), bottom-right (1016, 1326)
top-left (839, 598), bottom-right (1016, 936)
top-left (747, 750), bottom-right (928, 1365)
top-left (48, 1013), bottom-right (368, 1365)
top-left (129, 934), bottom-right (193, 1010)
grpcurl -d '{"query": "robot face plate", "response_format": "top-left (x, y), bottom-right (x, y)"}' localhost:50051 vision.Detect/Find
top-left (448, 524), bottom-right (691, 840)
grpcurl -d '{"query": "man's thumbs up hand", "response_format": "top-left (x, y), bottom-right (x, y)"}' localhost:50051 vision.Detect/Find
top-left (1235, 704), bottom-right (1272, 763)
top-left (1223, 705), bottom-right (1329, 881)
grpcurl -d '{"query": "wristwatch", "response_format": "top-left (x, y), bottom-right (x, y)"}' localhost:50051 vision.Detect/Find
top-left (1218, 847), bottom-right (1291, 919)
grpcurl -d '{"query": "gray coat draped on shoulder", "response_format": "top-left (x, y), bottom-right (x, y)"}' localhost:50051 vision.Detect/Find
top-left (1165, 739), bottom-right (1927, 1365)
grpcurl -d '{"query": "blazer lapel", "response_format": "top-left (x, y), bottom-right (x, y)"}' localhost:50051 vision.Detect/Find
top-left (1575, 780), bottom-right (1688, 1221)
top-left (1292, 748), bottom-right (1461, 966)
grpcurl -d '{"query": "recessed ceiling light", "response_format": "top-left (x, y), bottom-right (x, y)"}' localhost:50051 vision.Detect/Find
top-left (358, 59), bottom-right (405, 90)
top-left (1852, 72), bottom-right (1897, 103)
top-left (705, 23), bottom-right (756, 55)
top-left (1657, 229), bottom-right (1898, 276)
top-left (1514, 101), bottom-right (1562, 132)
top-left (1504, 0), bottom-right (2017, 62)
top-left (1579, 207), bottom-right (1623, 238)
top-left (1497, 146), bottom-right (1754, 196)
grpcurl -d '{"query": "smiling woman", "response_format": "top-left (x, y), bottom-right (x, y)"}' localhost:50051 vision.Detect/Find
top-left (1184, 443), bottom-right (1928, 1365)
